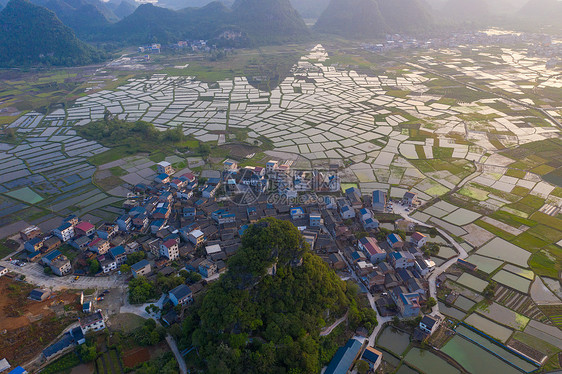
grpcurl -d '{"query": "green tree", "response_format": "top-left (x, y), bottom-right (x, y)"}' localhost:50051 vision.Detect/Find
top-left (355, 360), bottom-right (370, 374)
top-left (126, 251), bottom-right (147, 266)
top-left (88, 259), bottom-right (100, 275)
top-left (120, 264), bottom-right (131, 273)
top-left (78, 343), bottom-right (97, 362)
top-left (129, 276), bottom-right (157, 304)
top-left (183, 218), bottom-right (375, 373)
top-left (427, 297), bottom-right (437, 308)
top-left (429, 227), bottom-right (438, 238)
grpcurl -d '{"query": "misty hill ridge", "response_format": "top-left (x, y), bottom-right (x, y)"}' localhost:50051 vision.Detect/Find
top-left (441, 0), bottom-right (489, 21)
top-left (232, 0), bottom-right (309, 43)
top-left (517, 0), bottom-right (562, 23)
top-left (29, 0), bottom-right (138, 37)
top-left (315, 0), bottom-right (433, 37)
top-left (0, 0), bottom-right (104, 66)
top-left (102, 0), bottom-right (308, 45)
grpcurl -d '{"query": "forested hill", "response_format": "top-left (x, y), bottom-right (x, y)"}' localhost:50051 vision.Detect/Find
top-left (0, 0), bottom-right (105, 67)
top-left (180, 218), bottom-right (377, 373)
top-left (232, 0), bottom-right (310, 44)
top-left (100, 2), bottom-right (230, 44)
top-left (515, 0), bottom-right (562, 28)
top-left (441, 0), bottom-right (490, 21)
top-left (96, 0), bottom-right (308, 45)
top-left (315, 0), bottom-right (433, 37)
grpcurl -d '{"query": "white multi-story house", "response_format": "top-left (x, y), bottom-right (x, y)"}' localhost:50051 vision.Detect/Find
top-left (53, 222), bottom-right (75, 242)
top-left (160, 239), bottom-right (179, 260)
top-left (80, 310), bottom-right (106, 334)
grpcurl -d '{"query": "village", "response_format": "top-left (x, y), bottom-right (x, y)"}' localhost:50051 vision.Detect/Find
top-left (0, 155), bottom-right (454, 373)
top-left (0, 38), bottom-right (561, 373)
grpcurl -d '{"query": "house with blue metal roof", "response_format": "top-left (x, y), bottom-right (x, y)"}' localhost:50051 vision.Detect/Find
top-left (42, 250), bottom-right (62, 265)
top-left (131, 259), bottom-right (151, 278)
top-left (8, 366), bottom-right (27, 374)
top-left (212, 209), bottom-right (236, 225)
top-left (386, 233), bottom-right (404, 249)
top-left (340, 204), bottom-right (355, 219)
top-left (154, 173), bottom-right (170, 184)
top-left (109, 246), bottom-right (127, 265)
top-left (53, 222), bottom-right (74, 242)
top-left (372, 190), bottom-right (387, 212)
top-left (325, 338), bottom-right (362, 374)
top-left (290, 207), bottom-right (305, 220)
top-left (362, 346), bottom-right (383, 370)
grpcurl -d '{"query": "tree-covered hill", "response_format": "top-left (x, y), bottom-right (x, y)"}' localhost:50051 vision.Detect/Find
top-left (110, 0), bottom-right (137, 19)
top-left (0, 0), bottom-right (105, 67)
top-left (315, 0), bottom-right (387, 37)
top-left (289, 0), bottom-right (330, 19)
top-left (441, 0), bottom-right (490, 21)
top-left (101, 0), bottom-right (308, 46)
top-left (378, 0), bottom-right (433, 34)
top-left (181, 218), bottom-right (377, 373)
top-left (29, 0), bottom-right (123, 38)
top-left (515, 0), bottom-right (562, 27)
top-left (99, 1), bottom-right (233, 44)
top-left (232, 0), bottom-right (310, 44)
top-left (315, 0), bottom-right (433, 37)
top-left (155, 0), bottom-right (233, 11)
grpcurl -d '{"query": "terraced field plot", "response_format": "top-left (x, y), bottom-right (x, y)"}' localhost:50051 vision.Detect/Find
top-left (455, 273), bottom-right (489, 292)
top-left (404, 347), bottom-right (459, 374)
top-left (477, 302), bottom-right (530, 330)
top-left (493, 270), bottom-right (533, 294)
top-left (476, 238), bottom-right (531, 268)
top-left (464, 313), bottom-right (514, 342)
top-left (438, 301), bottom-right (466, 320)
top-left (376, 327), bottom-right (411, 356)
top-left (445, 326), bottom-right (536, 374)
top-left (466, 254), bottom-right (503, 274)
top-left (495, 286), bottom-right (549, 322)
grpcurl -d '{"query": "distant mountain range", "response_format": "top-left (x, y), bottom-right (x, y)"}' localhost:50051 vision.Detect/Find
top-left (97, 0), bottom-right (308, 45)
top-left (27, 0), bottom-right (137, 37)
top-left (0, 0), bottom-right (105, 67)
top-left (516, 0), bottom-right (562, 25)
top-left (231, 0), bottom-right (309, 43)
top-left (441, 0), bottom-right (489, 21)
top-left (152, 0), bottom-right (331, 19)
top-left (315, 0), bottom-right (433, 37)
top-left (155, 0), bottom-right (233, 11)
top-left (289, 0), bottom-right (330, 19)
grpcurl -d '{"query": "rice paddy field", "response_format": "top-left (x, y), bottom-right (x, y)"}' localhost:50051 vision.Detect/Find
top-left (477, 302), bottom-right (530, 331)
top-left (464, 313), bottom-right (514, 342)
top-left (492, 270), bottom-right (533, 294)
top-left (404, 347), bottom-right (459, 374)
top-left (443, 326), bottom-right (536, 374)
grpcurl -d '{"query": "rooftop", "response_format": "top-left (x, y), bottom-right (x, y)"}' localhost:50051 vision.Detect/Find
top-left (75, 221), bottom-right (95, 232)
top-left (169, 284), bottom-right (192, 300)
top-left (362, 346), bottom-right (382, 364)
top-left (131, 259), bottom-right (150, 271)
top-left (80, 311), bottom-right (103, 328)
top-left (325, 339), bottom-right (362, 374)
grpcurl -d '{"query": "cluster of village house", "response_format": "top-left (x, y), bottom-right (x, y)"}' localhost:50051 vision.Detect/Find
top-left (15, 159), bottom-right (440, 322)
top-left (138, 39), bottom-right (215, 54)
top-left (6, 158), bottom-right (448, 371)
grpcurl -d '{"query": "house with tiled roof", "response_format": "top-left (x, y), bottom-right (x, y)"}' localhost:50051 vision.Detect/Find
top-left (160, 239), bottom-right (179, 260)
top-left (358, 237), bottom-right (386, 264)
top-left (410, 232), bottom-right (427, 248)
top-left (75, 221), bottom-right (95, 237)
